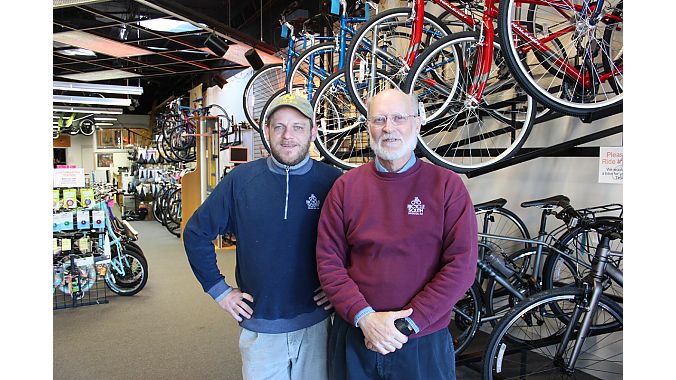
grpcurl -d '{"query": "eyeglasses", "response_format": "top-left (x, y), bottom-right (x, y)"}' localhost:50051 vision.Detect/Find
top-left (367, 113), bottom-right (418, 127)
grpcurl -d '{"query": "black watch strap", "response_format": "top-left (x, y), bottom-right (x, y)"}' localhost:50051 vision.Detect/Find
top-left (394, 317), bottom-right (414, 336)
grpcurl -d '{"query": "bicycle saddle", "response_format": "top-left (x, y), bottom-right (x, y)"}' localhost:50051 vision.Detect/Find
top-left (520, 195), bottom-right (570, 209)
top-left (474, 198), bottom-right (507, 210)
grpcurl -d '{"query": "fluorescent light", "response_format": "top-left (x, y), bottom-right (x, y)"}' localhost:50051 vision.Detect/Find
top-left (94, 117), bottom-right (118, 121)
top-left (138, 19), bottom-right (204, 33)
top-left (58, 48), bottom-right (97, 57)
top-left (53, 106), bottom-right (123, 115)
top-left (53, 95), bottom-right (132, 107)
top-left (56, 69), bottom-right (142, 82)
top-left (95, 122), bottom-right (114, 126)
top-left (53, 81), bottom-right (143, 95)
top-left (53, 31), bottom-right (153, 58)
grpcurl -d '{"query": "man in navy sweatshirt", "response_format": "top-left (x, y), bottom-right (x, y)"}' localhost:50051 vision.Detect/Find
top-left (184, 93), bottom-right (342, 380)
top-left (316, 89), bottom-right (478, 380)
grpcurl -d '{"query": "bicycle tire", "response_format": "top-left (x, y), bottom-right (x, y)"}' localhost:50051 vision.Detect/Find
top-left (450, 282), bottom-right (482, 356)
top-left (542, 216), bottom-right (623, 303)
top-left (482, 287), bottom-right (623, 379)
top-left (243, 64), bottom-right (286, 132)
top-left (105, 249), bottom-right (149, 296)
top-left (476, 206), bottom-right (532, 263)
top-left (343, 8), bottom-right (451, 115)
top-left (497, 0), bottom-right (623, 116)
top-left (286, 42), bottom-right (340, 102)
top-left (402, 32), bottom-right (536, 173)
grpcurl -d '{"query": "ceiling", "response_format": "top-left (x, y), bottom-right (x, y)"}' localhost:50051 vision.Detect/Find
top-left (53, 0), bottom-right (327, 116)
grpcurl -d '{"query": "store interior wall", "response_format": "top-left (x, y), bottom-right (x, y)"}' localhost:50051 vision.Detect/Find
top-left (460, 112), bottom-right (623, 232)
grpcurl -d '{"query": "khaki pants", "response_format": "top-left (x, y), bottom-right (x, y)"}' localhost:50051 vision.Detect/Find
top-left (239, 317), bottom-right (331, 380)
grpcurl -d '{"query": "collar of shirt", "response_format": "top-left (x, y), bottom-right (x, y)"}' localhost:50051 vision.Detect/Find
top-left (266, 154), bottom-right (313, 175)
top-left (375, 154), bottom-right (417, 173)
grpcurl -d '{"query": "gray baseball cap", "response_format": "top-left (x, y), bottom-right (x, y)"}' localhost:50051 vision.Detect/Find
top-left (264, 93), bottom-right (313, 122)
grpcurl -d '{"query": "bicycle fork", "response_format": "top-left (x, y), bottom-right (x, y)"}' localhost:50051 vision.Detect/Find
top-left (554, 235), bottom-right (613, 375)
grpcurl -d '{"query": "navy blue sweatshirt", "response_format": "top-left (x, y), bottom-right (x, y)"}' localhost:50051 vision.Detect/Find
top-left (184, 156), bottom-right (342, 333)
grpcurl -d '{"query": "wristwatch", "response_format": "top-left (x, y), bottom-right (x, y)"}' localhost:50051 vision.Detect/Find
top-left (394, 318), bottom-right (415, 336)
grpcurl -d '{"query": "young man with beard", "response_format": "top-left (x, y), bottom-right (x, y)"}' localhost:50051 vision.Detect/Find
top-left (184, 93), bottom-right (342, 380)
top-left (316, 89), bottom-right (478, 379)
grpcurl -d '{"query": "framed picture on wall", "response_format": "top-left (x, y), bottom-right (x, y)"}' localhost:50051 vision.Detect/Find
top-left (96, 153), bottom-right (114, 168)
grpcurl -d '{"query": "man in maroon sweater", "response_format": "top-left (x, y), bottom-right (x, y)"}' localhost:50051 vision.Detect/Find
top-left (316, 89), bottom-right (478, 379)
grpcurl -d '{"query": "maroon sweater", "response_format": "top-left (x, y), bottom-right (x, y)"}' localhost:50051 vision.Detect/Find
top-left (316, 160), bottom-right (478, 337)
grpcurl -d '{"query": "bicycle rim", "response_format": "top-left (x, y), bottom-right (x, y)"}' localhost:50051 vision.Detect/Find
top-left (498, 0), bottom-right (623, 115)
top-left (404, 32), bottom-right (535, 173)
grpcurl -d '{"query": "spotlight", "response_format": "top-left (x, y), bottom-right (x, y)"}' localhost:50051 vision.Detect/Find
top-left (205, 34), bottom-right (229, 57)
top-left (213, 74), bottom-right (228, 89)
top-left (245, 48), bottom-right (265, 71)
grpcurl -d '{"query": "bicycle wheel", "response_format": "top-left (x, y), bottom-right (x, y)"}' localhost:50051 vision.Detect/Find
top-left (450, 282), bottom-right (482, 356)
top-left (497, 0), bottom-right (623, 116)
top-left (105, 249), bottom-right (148, 296)
top-left (403, 32), bottom-right (535, 173)
top-left (476, 206), bottom-right (531, 262)
top-left (243, 64), bottom-right (286, 132)
top-left (543, 217), bottom-right (623, 303)
top-left (344, 8), bottom-right (451, 115)
top-left (482, 287), bottom-right (623, 379)
top-left (286, 42), bottom-right (340, 102)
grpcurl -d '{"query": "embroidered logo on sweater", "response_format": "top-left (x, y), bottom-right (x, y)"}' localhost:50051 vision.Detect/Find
top-left (407, 197), bottom-right (425, 216)
top-left (306, 194), bottom-right (320, 210)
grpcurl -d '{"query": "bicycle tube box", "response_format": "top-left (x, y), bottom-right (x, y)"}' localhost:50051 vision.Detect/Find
top-left (91, 210), bottom-right (105, 229)
top-left (77, 210), bottom-right (91, 230)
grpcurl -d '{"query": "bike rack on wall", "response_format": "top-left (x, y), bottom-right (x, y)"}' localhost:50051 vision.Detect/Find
top-left (463, 103), bottom-right (623, 178)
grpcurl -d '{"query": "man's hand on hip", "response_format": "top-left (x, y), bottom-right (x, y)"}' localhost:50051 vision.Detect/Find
top-left (359, 308), bottom-right (413, 355)
top-left (218, 288), bottom-right (254, 322)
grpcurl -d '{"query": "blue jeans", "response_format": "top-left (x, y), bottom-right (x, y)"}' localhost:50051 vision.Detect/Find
top-left (328, 316), bottom-right (456, 380)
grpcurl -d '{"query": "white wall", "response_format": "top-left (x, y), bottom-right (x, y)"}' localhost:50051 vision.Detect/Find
top-left (460, 112), bottom-right (623, 232)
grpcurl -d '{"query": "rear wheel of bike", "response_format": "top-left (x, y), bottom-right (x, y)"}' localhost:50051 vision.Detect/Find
top-left (243, 64), bottom-right (286, 132)
top-left (497, 0), bottom-right (623, 116)
top-left (403, 32), bottom-right (535, 173)
top-left (105, 249), bottom-right (148, 296)
top-left (344, 8), bottom-right (450, 115)
top-left (449, 282), bottom-right (482, 356)
top-left (482, 287), bottom-right (623, 379)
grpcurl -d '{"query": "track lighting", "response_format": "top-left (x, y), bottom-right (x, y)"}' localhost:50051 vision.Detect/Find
top-left (245, 48), bottom-right (265, 71)
top-left (205, 34), bottom-right (229, 57)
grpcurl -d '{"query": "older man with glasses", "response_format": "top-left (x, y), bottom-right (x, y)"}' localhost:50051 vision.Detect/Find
top-left (316, 88), bottom-right (478, 380)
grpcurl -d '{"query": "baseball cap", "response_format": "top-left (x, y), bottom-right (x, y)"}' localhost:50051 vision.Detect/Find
top-left (264, 93), bottom-right (313, 122)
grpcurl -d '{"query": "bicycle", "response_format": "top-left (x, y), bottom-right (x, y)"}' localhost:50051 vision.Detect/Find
top-left (481, 219), bottom-right (622, 379)
top-left (449, 195), bottom-right (622, 355)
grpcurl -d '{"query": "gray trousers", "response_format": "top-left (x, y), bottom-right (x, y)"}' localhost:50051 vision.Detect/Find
top-left (239, 317), bottom-right (330, 380)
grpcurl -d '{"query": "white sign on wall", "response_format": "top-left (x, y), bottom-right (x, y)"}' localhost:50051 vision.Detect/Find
top-left (598, 147), bottom-right (623, 184)
top-left (54, 168), bottom-right (85, 188)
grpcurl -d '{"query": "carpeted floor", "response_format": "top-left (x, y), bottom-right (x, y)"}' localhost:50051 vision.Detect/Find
top-left (53, 219), bottom-right (243, 380)
top-left (53, 219), bottom-right (482, 380)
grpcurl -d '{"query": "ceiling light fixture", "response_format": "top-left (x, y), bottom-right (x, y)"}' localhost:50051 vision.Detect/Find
top-left (94, 117), bottom-right (118, 121)
top-left (245, 48), bottom-right (265, 71)
top-left (204, 34), bottom-right (230, 58)
top-left (95, 122), bottom-right (114, 126)
top-left (53, 81), bottom-right (143, 95)
top-left (53, 106), bottom-right (123, 115)
top-left (53, 95), bottom-right (132, 107)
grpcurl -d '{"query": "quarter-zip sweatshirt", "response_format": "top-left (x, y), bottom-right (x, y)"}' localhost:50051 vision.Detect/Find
top-left (184, 156), bottom-right (342, 333)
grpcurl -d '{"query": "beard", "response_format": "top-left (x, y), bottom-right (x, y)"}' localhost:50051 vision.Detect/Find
top-left (270, 137), bottom-right (312, 166)
top-left (369, 127), bottom-right (418, 162)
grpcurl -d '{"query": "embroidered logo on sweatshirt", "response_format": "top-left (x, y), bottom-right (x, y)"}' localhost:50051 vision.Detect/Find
top-left (407, 197), bottom-right (425, 216)
top-left (306, 194), bottom-right (320, 210)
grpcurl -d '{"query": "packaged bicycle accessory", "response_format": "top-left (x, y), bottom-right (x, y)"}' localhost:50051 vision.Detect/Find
top-left (62, 212), bottom-right (75, 231)
top-left (78, 236), bottom-right (91, 254)
top-left (80, 188), bottom-right (95, 208)
top-left (53, 190), bottom-right (60, 210)
top-left (91, 210), bottom-right (105, 229)
top-left (53, 213), bottom-right (63, 232)
top-left (77, 210), bottom-right (91, 230)
top-left (61, 238), bottom-right (72, 252)
top-left (62, 189), bottom-right (77, 209)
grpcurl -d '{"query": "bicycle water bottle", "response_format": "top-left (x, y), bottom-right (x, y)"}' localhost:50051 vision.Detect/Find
top-left (485, 251), bottom-right (515, 278)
